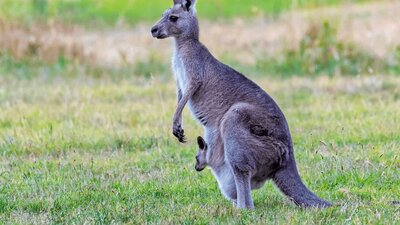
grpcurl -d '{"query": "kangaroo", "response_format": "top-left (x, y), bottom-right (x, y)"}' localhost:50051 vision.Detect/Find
top-left (151, 0), bottom-right (332, 209)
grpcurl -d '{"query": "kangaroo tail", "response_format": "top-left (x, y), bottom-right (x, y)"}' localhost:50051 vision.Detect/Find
top-left (272, 156), bottom-right (332, 208)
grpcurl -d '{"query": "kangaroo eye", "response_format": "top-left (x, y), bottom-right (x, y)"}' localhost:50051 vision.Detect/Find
top-left (169, 15), bottom-right (178, 22)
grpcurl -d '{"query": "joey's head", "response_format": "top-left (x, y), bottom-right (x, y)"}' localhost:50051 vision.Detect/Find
top-left (195, 136), bottom-right (207, 172)
top-left (151, 0), bottom-right (199, 40)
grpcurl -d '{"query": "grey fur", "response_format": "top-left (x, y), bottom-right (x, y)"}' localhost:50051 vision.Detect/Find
top-left (151, 0), bottom-right (332, 209)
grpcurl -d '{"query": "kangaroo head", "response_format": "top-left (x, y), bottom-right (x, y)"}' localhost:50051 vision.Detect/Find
top-left (195, 136), bottom-right (207, 172)
top-left (151, 0), bottom-right (199, 40)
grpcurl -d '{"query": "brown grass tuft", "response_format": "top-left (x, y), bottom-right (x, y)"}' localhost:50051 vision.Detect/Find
top-left (0, 21), bottom-right (92, 63)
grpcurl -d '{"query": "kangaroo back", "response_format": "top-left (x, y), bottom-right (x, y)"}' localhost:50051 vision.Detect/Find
top-left (272, 154), bottom-right (332, 208)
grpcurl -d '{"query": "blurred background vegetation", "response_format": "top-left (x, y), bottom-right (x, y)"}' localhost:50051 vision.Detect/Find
top-left (0, 0), bottom-right (370, 24)
top-left (0, 0), bottom-right (399, 78)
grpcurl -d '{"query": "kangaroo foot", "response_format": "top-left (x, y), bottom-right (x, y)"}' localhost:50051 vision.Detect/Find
top-left (172, 125), bottom-right (186, 143)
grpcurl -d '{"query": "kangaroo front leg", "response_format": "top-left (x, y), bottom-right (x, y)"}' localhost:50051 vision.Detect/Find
top-left (175, 87), bottom-right (183, 131)
top-left (172, 82), bottom-right (201, 143)
top-left (232, 169), bottom-right (254, 209)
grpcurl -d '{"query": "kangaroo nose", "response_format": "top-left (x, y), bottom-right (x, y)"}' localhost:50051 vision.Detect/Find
top-left (151, 27), bottom-right (158, 35)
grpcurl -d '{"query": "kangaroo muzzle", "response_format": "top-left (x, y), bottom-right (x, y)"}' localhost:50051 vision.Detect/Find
top-left (195, 164), bottom-right (205, 172)
top-left (151, 26), bottom-right (167, 39)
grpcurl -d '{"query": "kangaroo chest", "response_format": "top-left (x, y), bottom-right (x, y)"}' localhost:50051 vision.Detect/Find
top-left (172, 48), bottom-right (220, 126)
top-left (172, 52), bottom-right (188, 94)
top-left (172, 51), bottom-right (206, 124)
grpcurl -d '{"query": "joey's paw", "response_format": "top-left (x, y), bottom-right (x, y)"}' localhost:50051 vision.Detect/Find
top-left (172, 125), bottom-right (186, 143)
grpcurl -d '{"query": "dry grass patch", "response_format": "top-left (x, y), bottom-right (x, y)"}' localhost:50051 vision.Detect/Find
top-left (1, 1), bottom-right (399, 68)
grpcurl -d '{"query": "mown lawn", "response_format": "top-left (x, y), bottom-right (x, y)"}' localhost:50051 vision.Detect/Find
top-left (0, 73), bottom-right (399, 224)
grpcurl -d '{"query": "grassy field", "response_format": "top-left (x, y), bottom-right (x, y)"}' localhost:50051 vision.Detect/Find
top-left (0, 0), bottom-right (399, 224)
top-left (0, 73), bottom-right (399, 224)
top-left (0, 0), bottom-right (371, 25)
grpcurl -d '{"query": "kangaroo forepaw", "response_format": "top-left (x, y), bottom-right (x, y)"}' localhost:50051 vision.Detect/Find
top-left (173, 126), bottom-right (186, 143)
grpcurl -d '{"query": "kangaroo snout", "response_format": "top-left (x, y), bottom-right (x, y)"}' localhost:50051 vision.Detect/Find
top-left (195, 155), bottom-right (205, 171)
top-left (151, 26), bottom-right (158, 35)
top-left (151, 26), bottom-right (159, 37)
top-left (151, 26), bottom-right (167, 39)
top-left (195, 164), bottom-right (204, 172)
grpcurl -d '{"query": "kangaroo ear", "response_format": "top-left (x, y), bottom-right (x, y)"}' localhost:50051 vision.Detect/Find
top-left (183, 0), bottom-right (196, 12)
top-left (197, 136), bottom-right (206, 150)
top-left (174, 0), bottom-right (196, 12)
top-left (173, 0), bottom-right (182, 5)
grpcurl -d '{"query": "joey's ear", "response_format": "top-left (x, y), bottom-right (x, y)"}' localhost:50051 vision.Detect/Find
top-left (197, 136), bottom-right (206, 150)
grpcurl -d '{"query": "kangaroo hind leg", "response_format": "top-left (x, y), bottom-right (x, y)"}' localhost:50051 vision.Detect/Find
top-left (232, 168), bottom-right (254, 209)
top-left (224, 135), bottom-right (255, 209)
top-left (221, 103), bottom-right (259, 209)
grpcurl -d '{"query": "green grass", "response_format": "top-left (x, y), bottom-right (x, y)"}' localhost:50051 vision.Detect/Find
top-left (0, 1), bottom-right (398, 223)
top-left (0, 70), bottom-right (399, 223)
top-left (0, 0), bottom-right (372, 25)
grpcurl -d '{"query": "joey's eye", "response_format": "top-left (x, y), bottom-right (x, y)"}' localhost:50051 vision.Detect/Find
top-left (169, 15), bottom-right (178, 22)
